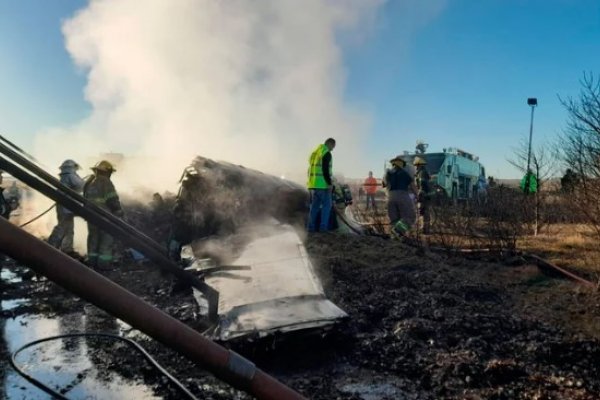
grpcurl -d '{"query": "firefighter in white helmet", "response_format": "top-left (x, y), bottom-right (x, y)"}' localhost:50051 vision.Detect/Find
top-left (48, 160), bottom-right (85, 255)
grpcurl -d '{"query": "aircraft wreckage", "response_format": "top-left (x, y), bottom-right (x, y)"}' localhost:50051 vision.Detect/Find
top-left (0, 139), bottom-right (365, 342)
top-left (169, 156), bottom-right (366, 341)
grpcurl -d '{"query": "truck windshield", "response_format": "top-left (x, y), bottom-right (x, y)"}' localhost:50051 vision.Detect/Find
top-left (423, 154), bottom-right (445, 174)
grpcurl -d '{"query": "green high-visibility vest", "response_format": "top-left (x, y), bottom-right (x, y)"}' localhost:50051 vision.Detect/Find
top-left (520, 172), bottom-right (538, 194)
top-left (307, 144), bottom-right (332, 189)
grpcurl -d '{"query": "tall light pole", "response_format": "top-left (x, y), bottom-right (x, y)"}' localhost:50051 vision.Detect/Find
top-left (526, 97), bottom-right (538, 175)
top-left (524, 97), bottom-right (538, 194)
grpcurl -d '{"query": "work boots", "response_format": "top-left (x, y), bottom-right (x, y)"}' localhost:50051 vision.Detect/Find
top-left (391, 219), bottom-right (411, 241)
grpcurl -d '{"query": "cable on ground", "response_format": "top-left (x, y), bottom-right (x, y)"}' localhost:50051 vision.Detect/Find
top-left (10, 332), bottom-right (198, 400)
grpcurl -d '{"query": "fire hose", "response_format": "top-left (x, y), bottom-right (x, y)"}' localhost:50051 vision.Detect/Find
top-left (18, 204), bottom-right (56, 228)
top-left (10, 333), bottom-right (198, 400)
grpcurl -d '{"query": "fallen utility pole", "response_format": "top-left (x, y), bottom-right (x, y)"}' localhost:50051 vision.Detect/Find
top-left (523, 253), bottom-right (596, 289)
top-left (0, 138), bottom-right (219, 320)
top-left (0, 217), bottom-right (306, 400)
top-left (400, 237), bottom-right (596, 288)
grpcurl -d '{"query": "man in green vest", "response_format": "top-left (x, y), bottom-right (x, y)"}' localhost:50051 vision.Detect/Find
top-left (307, 138), bottom-right (336, 232)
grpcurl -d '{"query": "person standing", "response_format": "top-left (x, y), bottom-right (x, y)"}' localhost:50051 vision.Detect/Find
top-left (383, 156), bottom-right (415, 237)
top-left (83, 160), bottom-right (123, 270)
top-left (48, 160), bottom-right (85, 255)
top-left (413, 157), bottom-right (431, 234)
top-left (363, 171), bottom-right (378, 211)
top-left (307, 138), bottom-right (336, 233)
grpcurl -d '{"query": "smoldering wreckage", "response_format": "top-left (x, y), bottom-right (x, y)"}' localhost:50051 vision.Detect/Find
top-left (1, 137), bottom-right (600, 399)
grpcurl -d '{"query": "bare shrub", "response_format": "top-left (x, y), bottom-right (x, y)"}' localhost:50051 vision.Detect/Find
top-left (429, 186), bottom-right (527, 253)
top-left (480, 186), bottom-right (528, 251)
top-left (351, 204), bottom-right (390, 236)
top-left (507, 139), bottom-right (555, 236)
top-left (559, 72), bottom-right (600, 241)
top-left (429, 201), bottom-right (473, 251)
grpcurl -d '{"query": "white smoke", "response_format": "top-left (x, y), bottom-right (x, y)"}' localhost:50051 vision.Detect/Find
top-left (32, 0), bottom-right (389, 193)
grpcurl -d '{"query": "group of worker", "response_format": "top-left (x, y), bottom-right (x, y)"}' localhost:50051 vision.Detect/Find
top-left (46, 159), bottom-right (123, 271)
top-left (10, 140), bottom-right (428, 267)
top-left (307, 139), bottom-right (430, 236)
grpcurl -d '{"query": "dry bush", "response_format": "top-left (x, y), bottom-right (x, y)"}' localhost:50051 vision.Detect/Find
top-left (429, 201), bottom-right (475, 251)
top-left (559, 72), bottom-right (600, 242)
top-left (429, 186), bottom-right (527, 252)
top-left (568, 181), bottom-right (600, 240)
top-left (508, 139), bottom-right (556, 236)
top-left (480, 186), bottom-right (528, 251)
top-left (351, 204), bottom-right (390, 236)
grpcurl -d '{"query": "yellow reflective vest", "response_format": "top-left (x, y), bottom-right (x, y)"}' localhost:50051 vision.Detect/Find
top-left (307, 144), bottom-right (331, 189)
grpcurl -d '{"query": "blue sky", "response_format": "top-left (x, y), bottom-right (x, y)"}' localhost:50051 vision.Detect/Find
top-left (0, 1), bottom-right (88, 139)
top-left (1, 0), bottom-right (599, 178)
top-left (345, 0), bottom-right (600, 178)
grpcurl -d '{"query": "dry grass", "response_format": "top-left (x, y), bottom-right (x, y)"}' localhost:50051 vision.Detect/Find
top-left (353, 199), bottom-right (600, 337)
top-left (519, 224), bottom-right (600, 278)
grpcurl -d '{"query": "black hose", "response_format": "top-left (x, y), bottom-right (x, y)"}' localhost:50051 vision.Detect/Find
top-left (10, 332), bottom-right (199, 400)
top-left (19, 204), bottom-right (56, 228)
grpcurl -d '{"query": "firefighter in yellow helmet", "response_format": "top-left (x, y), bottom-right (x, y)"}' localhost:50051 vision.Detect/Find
top-left (83, 160), bottom-right (123, 270)
top-left (413, 156), bottom-right (431, 234)
top-left (383, 156), bottom-right (416, 237)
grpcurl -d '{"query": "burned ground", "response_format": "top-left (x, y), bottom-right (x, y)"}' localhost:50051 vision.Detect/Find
top-left (2, 232), bottom-right (600, 399)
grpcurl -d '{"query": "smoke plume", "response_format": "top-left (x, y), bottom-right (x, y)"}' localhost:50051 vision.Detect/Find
top-left (32, 0), bottom-right (387, 193)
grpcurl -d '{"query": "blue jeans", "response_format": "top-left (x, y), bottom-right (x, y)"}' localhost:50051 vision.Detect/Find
top-left (307, 189), bottom-right (332, 232)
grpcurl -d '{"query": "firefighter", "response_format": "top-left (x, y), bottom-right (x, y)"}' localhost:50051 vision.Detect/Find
top-left (383, 156), bottom-right (415, 237)
top-left (307, 138), bottom-right (336, 232)
top-left (48, 160), bottom-right (85, 255)
top-left (413, 156), bottom-right (431, 234)
top-left (83, 160), bottom-right (123, 270)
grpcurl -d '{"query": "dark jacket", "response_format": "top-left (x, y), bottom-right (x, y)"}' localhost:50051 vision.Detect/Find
top-left (383, 167), bottom-right (412, 191)
top-left (0, 188), bottom-right (10, 219)
top-left (83, 174), bottom-right (123, 216)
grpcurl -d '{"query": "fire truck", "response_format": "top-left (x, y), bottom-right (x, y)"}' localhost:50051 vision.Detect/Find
top-left (399, 142), bottom-right (486, 200)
